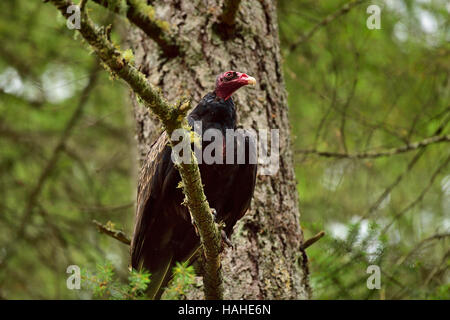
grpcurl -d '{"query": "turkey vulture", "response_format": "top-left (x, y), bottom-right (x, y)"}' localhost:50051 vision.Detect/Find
top-left (131, 71), bottom-right (257, 299)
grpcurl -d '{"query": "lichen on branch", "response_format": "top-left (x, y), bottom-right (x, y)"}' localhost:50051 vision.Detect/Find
top-left (92, 0), bottom-right (181, 57)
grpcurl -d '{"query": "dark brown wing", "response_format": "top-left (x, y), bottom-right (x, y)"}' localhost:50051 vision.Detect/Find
top-left (130, 131), bottom-right (197, 299)
top-left (223, 132), bottom-right (258, 235)
top-left (130, 131), bottom-right (170, 269)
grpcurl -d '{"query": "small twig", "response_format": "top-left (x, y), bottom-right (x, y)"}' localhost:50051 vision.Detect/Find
top-left (423, 249), bottom-right (450, 287)
top-left (394, 233), bottom-right (450, 267)
top-left (302, 231), bottom-right (325, 249)
top-left (384, 233), bottom-right (450, 299)
top-left (93, 220), bottom-right (131, 245)
top-left (360, 114), bottom-right (449, 220)
top-left (293, 76), bottom-right (410, 144)
top-left (296, 134), bottom-right (450, 159)
top-left (381, 155), bottom-right (450, 234)
top-left (91, 0), bottom-right (181, 58)
top-left (288, 0), bottom-right (365, 53)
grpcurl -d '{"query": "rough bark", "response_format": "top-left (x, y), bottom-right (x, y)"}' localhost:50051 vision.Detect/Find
top-left (128, 0), bottom-right (310, 299)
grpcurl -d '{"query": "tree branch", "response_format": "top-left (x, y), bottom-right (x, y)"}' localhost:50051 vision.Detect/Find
top-left (302, 231), bottom-right (325, 249)
top-left (219, 0), bottom-right (241, 27)
top-left (93, 220), bottom-right (131, 245)
top-left (384, 232), bottom-right (450, 299)
top-left (381, 155), bottom-right (450, 234)
top-left (91, 0), bottom-right (181, 58)
top-left (359, 114), bottom-right (450, 220)
top-left (288, 0), bottom-right (365, 53)
top-left (423, 248), bottom-right (450, 287)
top-left (394, 232), bottom-right (450, 267)
top-left (296, 134), bottom-right (450, 159)
top-left (46, 0), bottom-right (223, 299)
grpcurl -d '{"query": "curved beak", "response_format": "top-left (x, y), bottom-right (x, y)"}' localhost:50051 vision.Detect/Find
top-left (246, 76), bottom-right (257, 86)
top-left (239, 73), bottom-right (257, 86)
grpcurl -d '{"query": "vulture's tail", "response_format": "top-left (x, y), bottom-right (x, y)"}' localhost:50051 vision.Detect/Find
top-left (145, 251), bottom-right (174, 300)
top-left (147, 246), bottom-right (201, 299)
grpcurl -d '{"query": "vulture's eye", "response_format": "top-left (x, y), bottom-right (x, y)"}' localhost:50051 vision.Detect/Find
top-left (224, 72), bottom-right (235, 81)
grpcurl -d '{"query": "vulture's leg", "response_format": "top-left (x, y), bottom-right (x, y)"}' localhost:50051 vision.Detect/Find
top-left (211, 208), bottom-right (234, 250)
top-left (211, 208), bottom-right (217, 219)
top-left (190, 213), bottom-right (199, 236)
top-left (220, 229), bottom-right (234, 250)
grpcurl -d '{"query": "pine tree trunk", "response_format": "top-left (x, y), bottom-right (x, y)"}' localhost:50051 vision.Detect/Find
top-left (128, 0), bottom-right (310, 299)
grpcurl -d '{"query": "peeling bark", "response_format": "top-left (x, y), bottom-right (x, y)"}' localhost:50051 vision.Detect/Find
top-left (128, 0), bottom-right (310, 299)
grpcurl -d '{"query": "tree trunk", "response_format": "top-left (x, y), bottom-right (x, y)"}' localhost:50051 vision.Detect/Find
top-left (128, 0), bottom-right (310, 299)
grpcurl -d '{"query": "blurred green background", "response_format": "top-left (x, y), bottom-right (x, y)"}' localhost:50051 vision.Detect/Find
top-left (0, 0), bottom-right (448, 299)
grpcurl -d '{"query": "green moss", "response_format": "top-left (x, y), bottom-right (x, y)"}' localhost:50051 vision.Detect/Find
top-left (122, 48), bottom-right (135, 65)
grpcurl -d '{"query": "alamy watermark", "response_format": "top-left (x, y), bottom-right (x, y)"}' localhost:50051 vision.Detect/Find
top-left (66, 264), bottom-right (81, 290)
top-left (366, 4), bottom-right (381, 30)
top-left (170, 121), bottom-right (280, 176)
top-left (366, 265), bottom-right (381, 290)
top-left (66, 5), bottom-right (81, 30)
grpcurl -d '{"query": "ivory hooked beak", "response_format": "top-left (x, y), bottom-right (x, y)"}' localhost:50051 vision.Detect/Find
top-left (246, 76), bottom-right (257, 85)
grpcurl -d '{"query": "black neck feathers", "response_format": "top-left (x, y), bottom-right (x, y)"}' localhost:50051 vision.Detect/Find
top-left (188, 92), bottom-right (237, 131)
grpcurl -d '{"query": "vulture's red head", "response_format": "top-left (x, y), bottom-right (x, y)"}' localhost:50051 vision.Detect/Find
top-left (214, 71), bottom-right (256, 101)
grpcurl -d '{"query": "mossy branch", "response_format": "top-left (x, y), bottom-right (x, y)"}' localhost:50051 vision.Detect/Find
top-left (47, 0), bottom-right (223, 299)
top-left (92, 0), bottom-right (181, 58)
top-left (172, 128), bottom-right (223, 299)
top-left (93, 220), bottom-right (131, 245)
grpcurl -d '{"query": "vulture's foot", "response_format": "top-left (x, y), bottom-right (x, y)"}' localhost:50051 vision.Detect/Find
top-left (210, 208), bottom-right (233, 251)
top-left (220, 229), bottom-right (234, 251)
top-left (211, 208), bottom-right (217, 220)
top-left (190, 215), bottom-right (199, 237)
